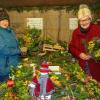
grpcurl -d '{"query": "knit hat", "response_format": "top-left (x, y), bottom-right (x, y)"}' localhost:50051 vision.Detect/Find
top-left (78, 4), bottom-right (92, 20)
top-left (0, 8), bottom-right (9, 21)
top-left (40, 61), bottom-right (50, 73)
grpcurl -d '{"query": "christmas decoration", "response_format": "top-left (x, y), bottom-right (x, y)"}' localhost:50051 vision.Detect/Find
top-left (39, 61), bottom-right (55, 100)
top-left (29, 61), bottom-right (55, 100)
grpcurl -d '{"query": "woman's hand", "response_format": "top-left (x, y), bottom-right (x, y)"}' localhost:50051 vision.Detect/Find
top-left (84, 74), bottom-right (92, 84)
top-left (79, 53), bottom-right (91, 60)
top-left (20, 47), bottom-right (27, 57)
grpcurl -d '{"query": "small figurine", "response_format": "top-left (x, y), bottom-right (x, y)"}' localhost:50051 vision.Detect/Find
top-left (28, 76), bottom-right (40, 99)
top-left (28, 63), bottom-right (40, 99)
top-left (29, 61), bottom-right (55, 100)
top-left (38, 61), bottom-right (55, 100)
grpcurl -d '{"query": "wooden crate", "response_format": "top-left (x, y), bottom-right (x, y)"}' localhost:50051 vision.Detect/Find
top-left (43, 44), bottom-right (64, 52)
top-left (38, 44), bottom-right (64, 56)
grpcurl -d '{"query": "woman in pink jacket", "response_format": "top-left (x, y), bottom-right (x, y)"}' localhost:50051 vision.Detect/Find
top-left (69, 4), bottom-right (100, 82)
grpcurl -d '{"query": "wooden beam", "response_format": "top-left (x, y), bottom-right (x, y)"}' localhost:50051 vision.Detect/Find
top-left (0, 0), bottom-right (95, 8)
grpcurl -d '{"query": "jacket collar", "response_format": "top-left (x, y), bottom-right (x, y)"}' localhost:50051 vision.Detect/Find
top-left (77, 23), bottom-right (93, 36)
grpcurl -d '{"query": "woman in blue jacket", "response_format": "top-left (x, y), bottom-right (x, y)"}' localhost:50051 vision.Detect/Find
top-left (0, 9), bottom-right (20, 82)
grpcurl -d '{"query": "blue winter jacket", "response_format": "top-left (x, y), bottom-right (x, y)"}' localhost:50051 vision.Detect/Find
top-left (0, 27), bottom-right (20, 76)
top-left (0, 27), bottom-right (20, 55)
